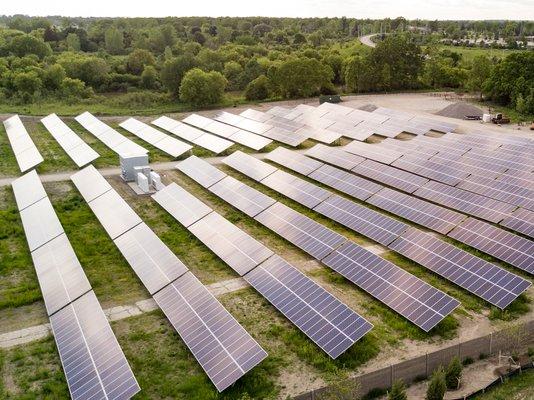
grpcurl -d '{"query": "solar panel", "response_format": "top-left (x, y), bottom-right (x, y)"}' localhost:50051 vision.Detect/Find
top-left (413, 181), bottom-right (517, 224)
top-left (245, 255), bottom-right (373, 358)
top-left (255, 201), bottom-right (346, 261)
top-left (367, 188), bottom-right (467, 234)
top-left (388, 227), bottom-right (531, 309)
top-left (222, 151), bottom-right (277, 182)
top-left (31, 233), bottom-right (92, 316)
top-left (266, 106), bottom-right (292, 117)
top-left (75, 112), bottom-right (148, 157)
top-left (305, 144), bottom-right (365, 170)
top-left (41, 113), bottom-right (99, 167)
top-left (297, 126), bottom-right (342, 144)
top-left (85, 190), bottom-right (142, 240)
top-left (50, 291), bottom-right (140, 400)
top-left (152, 116), bottom-right (233, 154)
top-left (189, 211), bottom-right (274, 275)
top-left (265, 147), bottom-right (323, 176)
top-left (11, 169), bottom-right (47, 211)
top-left (240, 108), bottom-right (273, 123)
top-left (226, 129), bottom-right (273, 151)
top-left (500, 208), bottom-right (534, 239)
top-left (351, 159), bottom-right (429, 193)
top-left (209, 176), bottom-right (276, 218)
top-left (457, 175), bottom-right (534, 211)
top-left (114, 223), bottom-right (189, 294)
top-left (308, 164), bottom-right (383, 201)
top-left (3, 115), bottom-right (44, 172)
top-left (322, 241), bottom-right (459, 331)
top-left (19, 197), bottom-right (64, 252)
top-left (261, 170), bottom-right (333, 209)
top-left (152, 182), bottom-right (212, 228)
top-left (176, 155), bottom-right (226, 188)
top-left (120, 118), bottom-right (192, 158)
top-left (215, 111), bottom-right (272, 134)
top-left (153, 272), bottom-right (267, 392)
top-left (314, 195), bottom-right (408, 246)
top-left (448, 218), bottom-right (534, 275)
top-left (70, 164), bottom-right (113, 202)
top-left (392, 156), bottom-right (470, 186)
top-left (344, 140), bottom-right (402, 164)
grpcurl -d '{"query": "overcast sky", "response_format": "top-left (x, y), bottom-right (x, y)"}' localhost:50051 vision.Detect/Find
top-left (2, 0), bottom-right (534, 20)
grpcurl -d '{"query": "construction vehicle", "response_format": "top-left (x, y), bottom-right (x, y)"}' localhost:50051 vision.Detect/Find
top-left (491, 113), bottom-right (511, 124)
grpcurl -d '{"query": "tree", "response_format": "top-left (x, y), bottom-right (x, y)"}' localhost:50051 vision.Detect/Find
top-left (245, 75), bottom-right (270, 100)
top-left (14, 70), bottom-right (42, 101)
top-left (179, 68), bottom-right (227, 107)
top-left (61, 77), bottom-right (90, 98)
top-left (141, 65), bottom-right (158, 89)
top-left (105, 27), bottom-right (124, 55)
top-left (445, 357), bottom-right (462, 390)
top-left (466, 55), bottom-right (493, 97)
top-left (344, 55), bottom-right (376, 92)
top-left (43, 64), bottom-right (66, 90)
top-left (426, 367), bottom-right (446, 400)
top-left (9, 34), bottom-right (51, 58)
top-left (127, 49), bottom-right (155, 75)
top-left (223, 61), bottom-right (243, 90)
top-left (57, 53), bottom-right (110, 88)
top-left (160, 56), bottom-right (196, 96)
top-left (66, 33), bottom-right (81, 51)
top-left (389, 380), bottom-right (407, 400)
top-left (272, 58), bottom-right (333, 98)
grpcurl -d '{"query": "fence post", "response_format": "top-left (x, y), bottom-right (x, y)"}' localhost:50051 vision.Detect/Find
top-left (390, 364), bottom-right (394, 386)
top-left (489, 332), bottom-right (493, 355)
top-left (425, 352), bottom-right (429, 377)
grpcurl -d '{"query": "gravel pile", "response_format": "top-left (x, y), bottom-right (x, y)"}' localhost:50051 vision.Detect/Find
top-left (435, 102), bottom-right (484, 119)
top-left (358, 103), bottom-right (378, 112)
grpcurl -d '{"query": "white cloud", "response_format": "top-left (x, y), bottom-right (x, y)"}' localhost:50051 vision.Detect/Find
top-left (2, 0), bottom-right (533, 20)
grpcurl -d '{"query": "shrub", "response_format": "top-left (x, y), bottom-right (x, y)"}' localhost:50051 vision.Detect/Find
top-left (445, 356), bottom-right (462, 390)
top-left (388, 380), bottom-right (407, 400)
top-left (245, 75), bottom-right (270, 100)
top-left (13, 70), bottom-right (42, 102)
top-left (141, 65), bottom-right (159, 89)
top-left (426, 367), bottom-right (446, 400)
top-left (61, 77), bottom-right (91, 98)
top-left (179, 68), bottom-right (227, 107)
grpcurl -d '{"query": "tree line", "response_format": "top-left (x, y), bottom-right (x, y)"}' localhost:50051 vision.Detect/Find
top-left (0, 15), bottom-right (532, 114)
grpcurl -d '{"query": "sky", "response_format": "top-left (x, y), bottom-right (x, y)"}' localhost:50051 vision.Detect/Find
top-left (2, 0), bottom-right (534, 20)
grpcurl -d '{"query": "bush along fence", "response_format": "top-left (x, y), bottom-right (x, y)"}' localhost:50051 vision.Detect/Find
top-left (294, 319), bottom-right (534, 400)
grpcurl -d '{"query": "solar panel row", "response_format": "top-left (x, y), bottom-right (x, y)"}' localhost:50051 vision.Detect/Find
top-left (183, 113), bottom-right (272, 150)
top-left (11, 170), bottom-right (139, 400)
top-left (152, 173), bottom-right (373, 358)
top-left (176, 153), bottom-right (460, 331)
top-left (75, 111), bottom-right (148, 157)
top-left (152, 116), bottom-right (233, 154)
top-left (3, 115), bottom-right (44, 172)
top-left (246, 149), bottom-right (532, 298)
top-left (71, 165), bottom-right (266, 391)
top-left (119, 118), bottom-right (192, 158)
top-left (41, 113), bottom-right (99, 167)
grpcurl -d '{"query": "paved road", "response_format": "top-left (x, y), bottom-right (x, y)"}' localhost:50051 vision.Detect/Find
top-left (359, 34), bottom-right (377, 48)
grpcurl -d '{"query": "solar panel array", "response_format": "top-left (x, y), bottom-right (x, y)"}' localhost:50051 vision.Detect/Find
top-left (152, 174), bottom-right (373, 358)
top-left (152, 115), bottom-right (233, 154)
top-left (239, 149), bottom-right (532, 303)
top-left (41, 113), bottom-right (99, 167)
top-left (11, 169), bottom-right (139, 400)
top-left (215, 111), bottom-right (308, 146)
top-left (183, 113), bottom-right (272, 150)
top-left (344, 140), bottom-right (403, 164)
top-left (3, 115), bottom-right (44, 172)
top-left (71, 165), bottom-right (266, 391)
top-left (304, 144), bottom-right (534, 274)
top-left (119, 118), bottom-right (192, 158)
top-left (75, 111), bottom-right (148, 157)
top-left (176, 153), bottom-right (459, 331)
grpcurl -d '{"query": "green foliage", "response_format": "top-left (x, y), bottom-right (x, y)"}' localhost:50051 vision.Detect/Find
top-left (179, 68), bottom-right (227, 107)
top-left (8, 33), bottom-right (51, 58)
top-left (320, 375), bottom-right (361, 400)
top-left (445, 357), bottom-right (462, 390)
top-left (61, 77), bottom-right (90, 98)
top-left (272, 57), bottom-right (333, 98)
top-left (127, 48), bottom-right (155, 75)
top-left (141, 65), bottom-right (159, 89)
top-left (66, 32), bottom-right (81, 51)
top-left (389, 380), bottom-right (407, 400)
top-left (42, 63), bottom-right (66, 90)
top-left (426, 367), bottom-right (447, 400)
top-left (466, 55), bottom-right (493, 94)
top-left (104, 27), bottom-right (124, 55)
top-left (244, 74), bottom-right (270, 100)
top-left (57, 52), bottom-right (110, 87)
top-left (160, 55), bottom-right (196, 96)
top-left (14, 70), bottom-right (42, 101)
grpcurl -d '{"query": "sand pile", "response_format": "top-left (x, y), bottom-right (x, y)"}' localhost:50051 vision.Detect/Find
top-left (436, 102), bottom-right (484, 119)
top-left (358, 104), bottom-right (378, 112)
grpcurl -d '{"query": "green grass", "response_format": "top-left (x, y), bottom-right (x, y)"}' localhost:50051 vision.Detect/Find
top-left (436, 45), bottom-right (524, 63)
top-left (472, 368), bottom-right (534, 399)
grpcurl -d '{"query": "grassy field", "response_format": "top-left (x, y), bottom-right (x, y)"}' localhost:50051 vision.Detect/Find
top-left (436, 45), bottom-right (523, 62)
top-left (472, 369), bottom-right (534, 400)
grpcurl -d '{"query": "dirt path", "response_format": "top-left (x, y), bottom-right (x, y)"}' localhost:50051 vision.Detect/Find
top-left (359, 34), bottom-right (378, 48)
